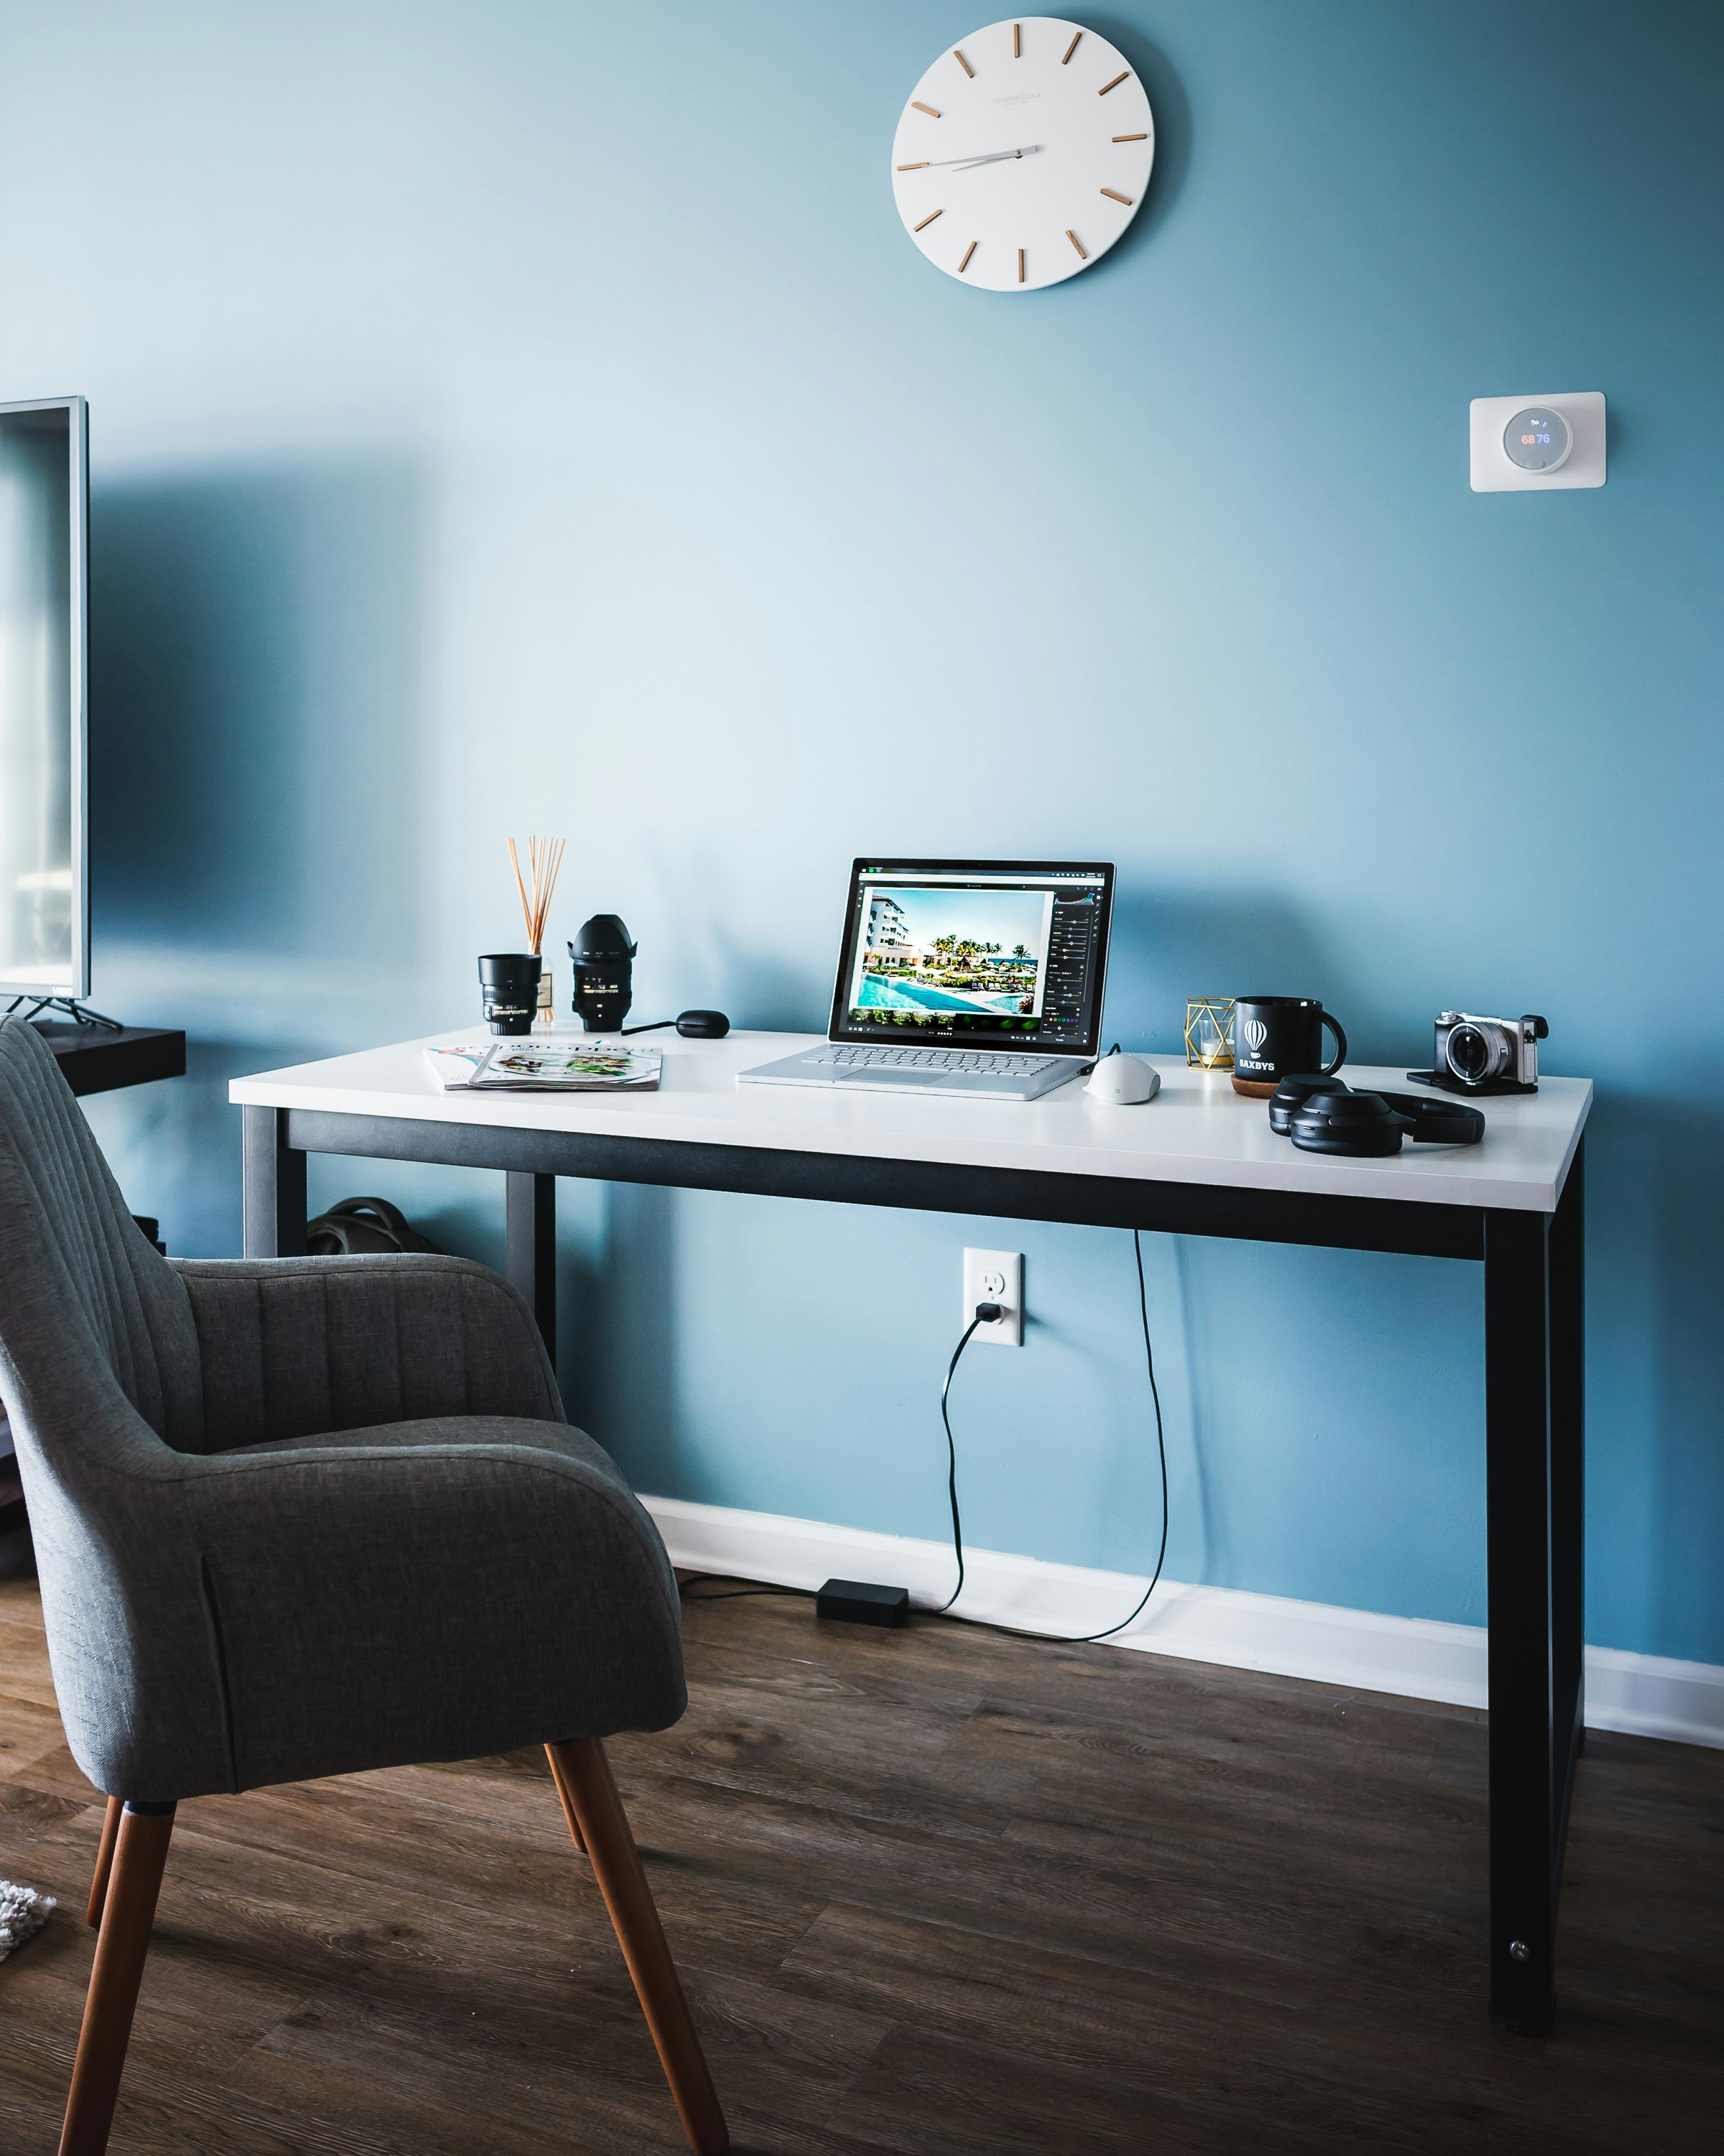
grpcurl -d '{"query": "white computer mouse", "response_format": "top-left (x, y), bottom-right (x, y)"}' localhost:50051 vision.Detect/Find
top-left (1084, 1052), bottom-right (1160, 1105)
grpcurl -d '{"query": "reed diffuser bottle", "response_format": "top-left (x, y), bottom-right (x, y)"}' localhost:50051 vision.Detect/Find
top-left (498, 834), bottom-right (565, 1033)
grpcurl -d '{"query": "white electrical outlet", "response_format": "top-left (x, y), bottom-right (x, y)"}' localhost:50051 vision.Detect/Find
top-left (962, 1248), bottom-right (1023, 1347)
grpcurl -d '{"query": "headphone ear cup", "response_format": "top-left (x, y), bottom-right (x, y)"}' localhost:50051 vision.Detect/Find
top-left (1268, 1073), bottom-right (1350, 1137)
top-left (1375, 1092), bottom-right (1486, 1146)
top-left (1288, 1089), bottom-right (1413, 1156)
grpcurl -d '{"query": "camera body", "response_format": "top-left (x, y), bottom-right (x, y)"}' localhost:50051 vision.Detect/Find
top-left (1433, 1011), bottom-right (1547, 1092)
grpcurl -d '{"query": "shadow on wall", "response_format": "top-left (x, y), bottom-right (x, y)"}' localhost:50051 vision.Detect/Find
top-left (1081, 16), bottom-right (1194, 268)
top-left (77, 1032), bottom-right (308, 1260)
top-left (88, 456), bottom-right (427, 972)
top-left (78, 456), bottom-right (430, 1257)
top-left (714, 935), bottom-right (827, 1033)
top-left (1644, 1082), bottom-right (1724, 1657)
top-left (585, 1181), bottom-right (679, 1484)
top-left (1105, 887), bottom-right (1409, 1065)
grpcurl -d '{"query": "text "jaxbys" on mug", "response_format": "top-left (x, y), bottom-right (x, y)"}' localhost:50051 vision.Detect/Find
top-left (1231, 996), bottom-right (1347, 1098)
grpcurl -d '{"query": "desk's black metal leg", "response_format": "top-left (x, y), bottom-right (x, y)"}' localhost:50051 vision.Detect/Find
top-left (1484, 1205), bottom-right (1557, 2035)
top-left (241, 1105), bottom-right (306, 1258)
top-left (506, 1171), bottom-right (557, 1355)
top-left (1549, 1141), bottom-right (1586, 1792)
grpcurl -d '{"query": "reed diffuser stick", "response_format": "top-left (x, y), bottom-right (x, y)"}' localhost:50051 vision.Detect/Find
top-left (507, 842), bottom-right (533, 942)
top-left (507, 835), bottom-right (566, 954)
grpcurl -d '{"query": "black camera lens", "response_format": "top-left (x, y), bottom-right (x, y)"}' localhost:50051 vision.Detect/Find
top-left (1447, 1023), bottom-right (1495, 1081)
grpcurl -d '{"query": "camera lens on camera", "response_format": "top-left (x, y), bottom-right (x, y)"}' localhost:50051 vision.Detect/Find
top-left (1447, 1023), bottom-right (1497, 1082)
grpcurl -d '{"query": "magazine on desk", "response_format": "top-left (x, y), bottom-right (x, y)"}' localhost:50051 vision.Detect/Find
top-left (425, 1041), bottom-right (662, 1092)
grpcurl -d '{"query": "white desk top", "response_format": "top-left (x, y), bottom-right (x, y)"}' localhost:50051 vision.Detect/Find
top-left (231, 1030), bottom-right (1591, 1213)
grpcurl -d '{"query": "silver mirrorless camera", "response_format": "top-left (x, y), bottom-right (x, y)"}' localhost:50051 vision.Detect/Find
top-left (1433, 1011), bottom-right (1548, 1092)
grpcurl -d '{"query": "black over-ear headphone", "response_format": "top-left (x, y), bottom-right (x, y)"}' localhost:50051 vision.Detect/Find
top-left (1267, 1074), bottom-right (1485, 1156)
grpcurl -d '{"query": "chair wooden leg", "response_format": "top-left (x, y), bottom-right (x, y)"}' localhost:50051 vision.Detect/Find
top-left (548, 1739), bottom-right (728, 2156)
top-left (58, 1802), bottom-right (175, 2156)
top-left (544, 1743), bottom-right (587, 1854)
top-left (85, 1797), bottom-right (122, 1930)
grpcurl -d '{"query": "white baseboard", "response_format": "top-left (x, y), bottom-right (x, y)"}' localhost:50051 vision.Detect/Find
top-left (643, 1495), bottom-right (1724, 1752)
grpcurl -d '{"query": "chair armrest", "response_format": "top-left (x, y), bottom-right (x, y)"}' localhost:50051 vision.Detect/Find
top-left (183, 1432), bottom-right (685, 1792)
top-left (168, 1254), bottom-right (562, 1452)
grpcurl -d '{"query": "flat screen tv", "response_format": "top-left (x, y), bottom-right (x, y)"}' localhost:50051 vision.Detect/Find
top-left (0, 395), bottom-right (88, 1006)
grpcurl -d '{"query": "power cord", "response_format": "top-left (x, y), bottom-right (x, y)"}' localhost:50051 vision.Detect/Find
top-left (934, 1302), bottom-right (1003, 1613)
top-left (679, 1233), bottom-right (1170, 1647)
top-left (933, 1228), bottom-right (1168, 1646)
top-left (678, 1572), bottom-right (813, 1605)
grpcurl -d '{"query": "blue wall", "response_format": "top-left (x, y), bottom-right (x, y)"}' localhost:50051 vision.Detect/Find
top-left (4, 1), bottom-right (1720, 1664)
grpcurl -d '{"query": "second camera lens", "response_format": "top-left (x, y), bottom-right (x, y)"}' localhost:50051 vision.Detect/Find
top-left (1447, 1024), bottom-right (1493, 1080)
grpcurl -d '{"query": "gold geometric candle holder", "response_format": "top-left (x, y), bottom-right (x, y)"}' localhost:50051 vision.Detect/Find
top-left (1185, 996), bottom-right (1235, 1071)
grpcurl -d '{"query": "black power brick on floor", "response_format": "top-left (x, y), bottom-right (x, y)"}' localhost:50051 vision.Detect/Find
top-left (816, 1578), bottom-right (911, 1628)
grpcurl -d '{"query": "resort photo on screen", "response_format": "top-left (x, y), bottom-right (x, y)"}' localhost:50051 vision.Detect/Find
top-left (846, 883), bottom-right (1055, 1020)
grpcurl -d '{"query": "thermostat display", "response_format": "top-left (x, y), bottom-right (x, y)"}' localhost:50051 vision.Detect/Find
top-left (1503, 407), bottom-right (1572, 474)
top-left (1470, 392), bottom-right (1605, 492)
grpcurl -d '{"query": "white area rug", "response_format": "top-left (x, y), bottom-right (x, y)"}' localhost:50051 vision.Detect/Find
top-left (0, 1878), bottom-right (56, 1962)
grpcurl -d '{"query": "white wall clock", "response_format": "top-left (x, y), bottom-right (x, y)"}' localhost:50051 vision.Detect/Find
top-left (890, 17), bottom-right (1154, 292)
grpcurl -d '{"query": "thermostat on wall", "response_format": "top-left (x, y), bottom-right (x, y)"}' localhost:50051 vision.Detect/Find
top-left (1470, 392), bottom-right (1605, 492)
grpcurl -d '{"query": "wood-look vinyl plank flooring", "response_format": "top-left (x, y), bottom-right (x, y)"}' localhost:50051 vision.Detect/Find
top-left (0, 1571), bottom-right (1719, 2154)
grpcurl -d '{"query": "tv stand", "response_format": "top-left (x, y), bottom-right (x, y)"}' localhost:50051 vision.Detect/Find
top-left (5, 994), bottom-right (124, 1031)
top-left (24, 1018), bottom-right (186, 1097)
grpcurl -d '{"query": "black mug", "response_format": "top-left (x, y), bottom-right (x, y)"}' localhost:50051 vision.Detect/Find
top-left (478, 952), bottom-right (542, 1036)
top-left (1231, 995), bottom-right (1347, 1097)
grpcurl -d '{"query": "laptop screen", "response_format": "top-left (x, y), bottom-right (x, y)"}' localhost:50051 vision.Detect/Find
top-left (828, 859), bottom-right (1114, 1056)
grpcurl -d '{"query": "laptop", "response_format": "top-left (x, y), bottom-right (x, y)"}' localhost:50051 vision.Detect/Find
top-left (738, 857), bottom-right (1115, 1100)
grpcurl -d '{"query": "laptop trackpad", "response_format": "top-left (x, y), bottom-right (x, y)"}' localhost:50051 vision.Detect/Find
top-left (838, 1069), bottom-right (1016, 1089)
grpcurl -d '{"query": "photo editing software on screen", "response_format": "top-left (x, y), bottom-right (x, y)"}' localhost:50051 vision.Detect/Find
top-left (831, 862), bottom-right (1111, 1051)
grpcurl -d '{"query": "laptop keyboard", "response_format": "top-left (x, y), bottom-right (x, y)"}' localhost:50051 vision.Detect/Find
top-left (811, 1045), bottom-right (1057, 1077)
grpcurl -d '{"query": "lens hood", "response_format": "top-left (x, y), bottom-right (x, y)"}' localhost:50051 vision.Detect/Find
top-left (568, 913), bottom-right (638, 964)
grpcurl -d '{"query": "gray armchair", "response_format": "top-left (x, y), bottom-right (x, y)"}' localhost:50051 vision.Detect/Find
top-left (0, 1017), bottom-right (726, 2156)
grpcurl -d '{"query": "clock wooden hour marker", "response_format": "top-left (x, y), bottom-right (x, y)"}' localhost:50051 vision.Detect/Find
top-left (891, 17), bottom-right (1155, 292)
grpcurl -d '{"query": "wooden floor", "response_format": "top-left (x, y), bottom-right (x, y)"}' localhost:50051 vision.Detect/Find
top-left (1, 1571), bottom-right (1719, 2156)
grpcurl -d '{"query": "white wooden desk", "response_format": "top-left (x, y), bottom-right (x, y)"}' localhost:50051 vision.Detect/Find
top-left (233, 1028), bottom-right (1591, 2035)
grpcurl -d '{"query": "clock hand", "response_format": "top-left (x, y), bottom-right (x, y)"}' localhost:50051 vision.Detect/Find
top-left (953, 145), bottom-right (1041, 171)
top-left (915, 145), bottom-right (1043, 171)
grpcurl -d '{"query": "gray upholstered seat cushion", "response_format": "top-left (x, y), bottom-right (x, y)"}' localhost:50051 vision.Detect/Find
top-left (0, 1017), bottom-right (686, 1805)
top-left (185, 1413), bottom-right (684, 1795)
